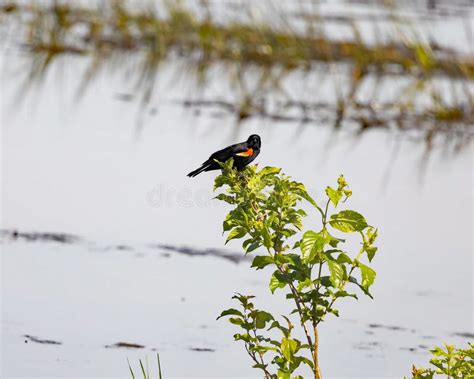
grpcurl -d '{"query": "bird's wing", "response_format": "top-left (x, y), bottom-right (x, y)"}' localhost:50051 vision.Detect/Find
top-left (234, 148), bottom-right (254, 157)
top-left (209, 142), bottom-right (250, 161)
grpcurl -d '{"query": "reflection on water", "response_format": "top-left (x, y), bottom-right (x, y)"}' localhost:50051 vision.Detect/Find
top-left (1, 0), bottom-right (473, 145)
top-left (1, 0), bottom-right (473, 378)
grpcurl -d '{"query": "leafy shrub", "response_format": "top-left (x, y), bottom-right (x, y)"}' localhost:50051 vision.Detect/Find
top-left (214, 160), bottom-right (379, 378)
top-left (410, 343), bottom-right (474, 379)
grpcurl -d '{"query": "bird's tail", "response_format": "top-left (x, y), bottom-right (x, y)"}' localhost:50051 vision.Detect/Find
top-left (187, 163), bottom-right (209, 177)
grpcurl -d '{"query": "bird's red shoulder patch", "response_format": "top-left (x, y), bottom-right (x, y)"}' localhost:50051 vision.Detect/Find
top-left (235, 148), bottom-right (253, 157)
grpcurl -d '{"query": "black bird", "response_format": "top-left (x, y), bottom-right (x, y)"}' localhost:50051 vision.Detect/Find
top-left (187, 134), bottom-right (261, 177)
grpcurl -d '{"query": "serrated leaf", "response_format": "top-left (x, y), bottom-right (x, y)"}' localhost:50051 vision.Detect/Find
top-left (329, 210), bottom-right (368, 232)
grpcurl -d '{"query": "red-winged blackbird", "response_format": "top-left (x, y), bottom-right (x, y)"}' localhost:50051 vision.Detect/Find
top-left (187, 134), bottom-right (261, 177)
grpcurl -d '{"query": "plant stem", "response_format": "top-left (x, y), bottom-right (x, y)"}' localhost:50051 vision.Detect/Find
top-left (313, 324), bottom-right (322, 379)
top-left (251, 327), bottom-right (269, 375)
top-left (244, 344), bottom-right (272, 379)
top-left (322, 199), bottom-right (331, 226)
top-left (243, 308), bottom-right (272, 379)
top-left (271, 253), bottom-right (315, 351)
top-left (287, 280), bottom-right (314, 347)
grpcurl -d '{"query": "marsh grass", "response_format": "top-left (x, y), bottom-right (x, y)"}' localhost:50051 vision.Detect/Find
top-left (127, 353), bottom-right (162, 379)
top-left (1, 0), bottom-right (473, 146)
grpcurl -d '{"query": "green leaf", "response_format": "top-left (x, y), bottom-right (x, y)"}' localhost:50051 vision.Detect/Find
top-left (326, 186), bottom-right (342, 207)
top-left (251, 255), bottom-right (274, 270)
top-left (333, 290), bottom-right (358, 300)
top-left (359, 262), bottom-right (376, 292)
top-left (246, 241), bottom-right (261, 253)
top-left (229, 317), bottom-right (245, 326)
top-left (327, 231), bottom-right (344, 247)
top-left (213, 176), bottom-right (226, 190)
top-left (297, 278), bottom-right (314, 291)
top-left (223, 215), bottom-right (236, 232)
top-left (327, 259), bottom-right (344, 288)
top-left (258, 225), bottom-right (273, 248)
top-left (253, 311), bottom-right (274, 329)
top-left (233, 333), bottom-right (251, 342)
top-left (217, 308), bottom-right (244, 320)
top-left (336, 252), bottom-right (352, 264)
top-left (259, 166), bottom-right (281, 176)
top-left (252, 363), bottom-right (270, 370)
top-left (269, 272), bottom-right (287, 293)
top-left (300, 230), bottom-right (328, 263)
top-left (291, 184), bottom-right (321, 211)
top-left (277, 370), bottom-right (290, 379)
top-left (296, 356), bottom-right (314, 369)
top-left (365, 246), bottom-right (378, 262)
top-left (281, 338), bottom-right (298, 361)
top-left (366, 227), bottom-right (378, 245)
top-left (225, 227), bottom-right (247, 244)
top-left (253, 346), bottom-right (278, 354)
top-left (223, 157), bottom-right (234, 169)
top-left (214, 193), bottom-right (234, 204)
top-left (348, 276), bottom-right (373, 299)
top-left (295, 208), bottom-right (307, 217)
top-left (268, 320), bottom-right (285, 333)
top-left (329, 308), bottom-right (340, 317)
top-left (329, 210), bottom-right (368, 232)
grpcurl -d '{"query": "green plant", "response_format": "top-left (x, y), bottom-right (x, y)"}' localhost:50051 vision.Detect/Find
top-left (410, 343), bottom-right (474, 379)
top-left (127, 353), bottom-right (163, 379)
top-left (215, 160), bottom-right (379, 378)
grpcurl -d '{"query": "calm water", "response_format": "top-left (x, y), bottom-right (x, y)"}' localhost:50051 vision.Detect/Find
top-left (1, 1), bottom-right (473, 378)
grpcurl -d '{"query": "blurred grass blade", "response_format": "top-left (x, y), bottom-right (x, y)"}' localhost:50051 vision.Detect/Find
top-left (127, 358), bottom-right (136, 379)
top-left (157, 353), bottom-right (162, 379)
